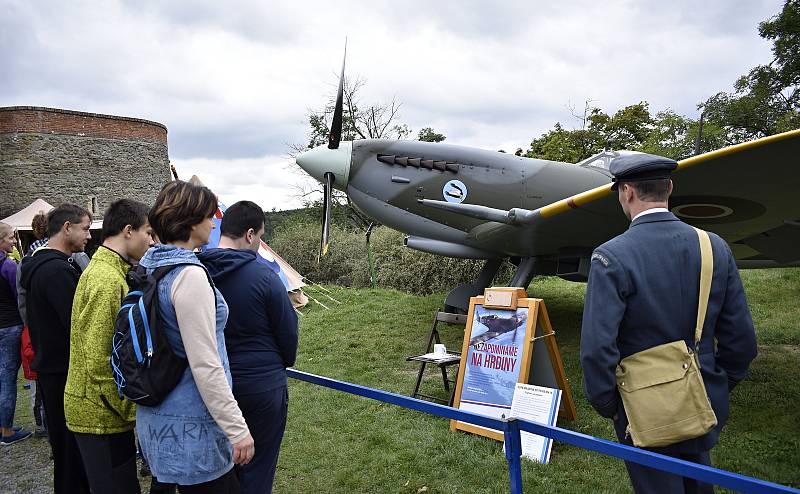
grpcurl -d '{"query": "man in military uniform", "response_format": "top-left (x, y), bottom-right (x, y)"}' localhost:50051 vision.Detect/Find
top-left (579, 153), bottom-right (758, 493)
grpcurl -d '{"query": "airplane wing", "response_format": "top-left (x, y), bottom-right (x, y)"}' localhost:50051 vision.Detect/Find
top-left (467, 128), bottom-right (800, 266)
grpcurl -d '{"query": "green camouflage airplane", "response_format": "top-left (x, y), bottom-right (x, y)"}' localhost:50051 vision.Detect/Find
top-left (296, 53), bottom-right (800, 312)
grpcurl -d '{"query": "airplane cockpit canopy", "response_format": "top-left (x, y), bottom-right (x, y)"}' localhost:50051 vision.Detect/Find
top-left (578, 150), bottom-right (645, 177)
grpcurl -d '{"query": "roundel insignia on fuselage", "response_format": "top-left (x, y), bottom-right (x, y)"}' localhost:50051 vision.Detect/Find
top-left (443, 179), bottom-right (468, 204)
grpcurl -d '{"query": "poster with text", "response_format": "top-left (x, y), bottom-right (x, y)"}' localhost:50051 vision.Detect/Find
top-left (458, 305), bottom-right (528, 432)
top-left (509, 384), bottom-right (562, 464)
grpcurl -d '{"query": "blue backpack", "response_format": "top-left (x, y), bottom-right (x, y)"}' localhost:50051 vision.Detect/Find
top-left (111, 263), bottom-right (211, 406)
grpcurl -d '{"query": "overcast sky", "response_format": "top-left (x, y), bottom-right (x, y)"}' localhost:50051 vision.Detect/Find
top-left (2, 0), bottom-right (784, 210)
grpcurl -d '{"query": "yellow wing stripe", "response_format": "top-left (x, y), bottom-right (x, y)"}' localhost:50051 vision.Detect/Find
top-left (537, 128), bottom-right (800, 219)
top-left (676, 127), bottom-right (800, 170)
top-left (538, 183), bottom-right (613, 218)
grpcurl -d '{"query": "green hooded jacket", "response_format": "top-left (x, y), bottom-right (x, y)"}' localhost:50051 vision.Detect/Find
top-left (65, 245), bottom-right (136, 434)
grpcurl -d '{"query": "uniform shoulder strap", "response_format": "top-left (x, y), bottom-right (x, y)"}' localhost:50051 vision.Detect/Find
top-left (693, 228), bottom-right (713, 346)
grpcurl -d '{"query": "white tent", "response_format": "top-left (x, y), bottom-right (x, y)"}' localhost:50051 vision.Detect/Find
top-left (1, 198), bottom-right (103, 231)
top-left (1, 198), bottom-right (54, 230)
top-left (187, 175), bottom-right (308, 307)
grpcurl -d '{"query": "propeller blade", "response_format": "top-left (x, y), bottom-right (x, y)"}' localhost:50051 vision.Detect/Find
top-left (319, 172), bottom-right (334, 259)
top-left (328, 40), bottom-right (347, 150)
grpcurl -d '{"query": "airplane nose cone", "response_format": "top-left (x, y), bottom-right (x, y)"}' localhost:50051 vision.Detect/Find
top-left (296, 141), bottom-right (352, 190)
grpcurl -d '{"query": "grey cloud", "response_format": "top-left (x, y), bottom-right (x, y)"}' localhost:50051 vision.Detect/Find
top-left (169, 127), bottom-right (289, 160)
top-left (370, 0), bottom-right (534, 41)
top-left (126, 0), bottom-right (300, 45)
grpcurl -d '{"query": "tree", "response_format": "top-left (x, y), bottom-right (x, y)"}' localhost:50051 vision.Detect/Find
top-left (524, 101), bottom-right (731, 162)
top-left (701, 0), bottom-right (800, 143)
top-left (302, 76), bottom-right (411, 151)
top-left (290, 76), bottom-right (419, 230)
top-left (525, 122), bottom-right (596, 162)
top-left (525, 102), bottom-right (654, 162)
top-left (640, 110), bottom-right (726, 160)
top-left (588, 102), bottom-right (653, 151)
top-left (417, 127), bottom-right (446, 142)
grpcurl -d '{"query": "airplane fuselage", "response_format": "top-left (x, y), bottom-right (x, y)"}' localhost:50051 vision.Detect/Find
top-left (342, 140), bottom-right (611, 258)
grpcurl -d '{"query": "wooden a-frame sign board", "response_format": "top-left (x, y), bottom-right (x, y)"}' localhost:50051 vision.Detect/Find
top-left (450, 288), bottom-right (577, 441)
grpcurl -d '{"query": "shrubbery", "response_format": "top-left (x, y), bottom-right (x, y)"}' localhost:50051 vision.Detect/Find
top-left (269, 220), bottom-right (513, 295)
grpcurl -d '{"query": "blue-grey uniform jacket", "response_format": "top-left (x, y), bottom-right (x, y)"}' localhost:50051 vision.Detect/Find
top-left (580, 211), bottom-right (757, 453)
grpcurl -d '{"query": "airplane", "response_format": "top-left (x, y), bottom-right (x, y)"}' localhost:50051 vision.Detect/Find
top-left (469, 313), bottom-right (526, 347)
top-left (295, 53), bottom-right (800, 313)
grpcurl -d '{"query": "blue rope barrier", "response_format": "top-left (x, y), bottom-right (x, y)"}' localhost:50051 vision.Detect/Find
top-left (287, 368), bottom-right (798, 494)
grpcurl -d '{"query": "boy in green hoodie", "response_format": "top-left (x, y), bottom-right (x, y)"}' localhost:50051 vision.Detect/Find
top-left (65, 199), bottom-right (154, 494)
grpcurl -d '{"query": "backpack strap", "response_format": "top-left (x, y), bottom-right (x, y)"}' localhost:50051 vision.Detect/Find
top-left (150, 262), bottom-right (217, 302)
top-left (693, 228), bottom-right (713, 349)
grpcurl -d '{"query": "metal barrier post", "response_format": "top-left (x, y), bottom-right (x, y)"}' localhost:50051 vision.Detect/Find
top-left (503, 419), bottom-right (524, 494)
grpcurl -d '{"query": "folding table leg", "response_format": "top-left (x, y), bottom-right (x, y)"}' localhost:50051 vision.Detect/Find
top-left (411, 361), bottom-right (427, 398)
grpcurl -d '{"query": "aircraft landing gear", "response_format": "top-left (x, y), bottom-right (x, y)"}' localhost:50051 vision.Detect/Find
top-left (443, 257), bottom-right (539, 314)
top-left (444, 258), bottom-right (503, 314)
top-left (508, 257), bottom-right (537, 288)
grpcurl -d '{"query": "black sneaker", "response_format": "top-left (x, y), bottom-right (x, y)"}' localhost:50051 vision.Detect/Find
top-left (1, 430), bottom-right (33, 445)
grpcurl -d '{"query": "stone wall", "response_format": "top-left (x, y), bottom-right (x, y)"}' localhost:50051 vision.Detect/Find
top-left (0, 106), bottom-right (171, 219)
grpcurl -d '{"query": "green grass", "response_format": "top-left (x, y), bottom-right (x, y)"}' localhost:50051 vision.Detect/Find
top-left (276, 270), bottom-right (799, 493)
top-left (1, 269), bottom-right (797, 493)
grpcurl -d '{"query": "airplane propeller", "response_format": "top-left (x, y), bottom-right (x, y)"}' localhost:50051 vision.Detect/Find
top-left (317, 41), bottom-right (346, 260)
top-left (328, 41), bottom-right (346, 150)
top-left (319, 171), bottom-right (334, 260)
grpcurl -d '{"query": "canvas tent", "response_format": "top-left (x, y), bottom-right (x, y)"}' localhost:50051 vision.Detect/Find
top-left (2, 198), bottom-right (55, 230)
top-left (2, 198), bottom-right (104, 255)
top-left (2, 198), bottom-right (104, 231)
top-left (187, 176), bottom-right (308, 308)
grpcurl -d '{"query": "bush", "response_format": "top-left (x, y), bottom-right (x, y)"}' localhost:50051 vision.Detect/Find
top-left (269, 221), bottom-right (513, 295)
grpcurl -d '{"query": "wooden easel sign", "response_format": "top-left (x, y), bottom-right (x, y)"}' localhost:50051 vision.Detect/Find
top-left (450, 288), bottom-right (576, 441)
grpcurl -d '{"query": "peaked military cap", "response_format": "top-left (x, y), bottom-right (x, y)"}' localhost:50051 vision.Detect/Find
top-left (610, 153), bottom-right (678, 190)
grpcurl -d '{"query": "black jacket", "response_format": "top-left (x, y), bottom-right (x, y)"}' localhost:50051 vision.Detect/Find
top-left (0, 253), bottom-right (22, 328)
top-left (19, 248), bottom-right (82, 375)
top-left (198, 248), bottom-right (298, 393)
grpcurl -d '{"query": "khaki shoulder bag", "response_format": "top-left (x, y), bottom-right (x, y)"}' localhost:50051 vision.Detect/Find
top-left (615, 227), bottom-right (718, 448)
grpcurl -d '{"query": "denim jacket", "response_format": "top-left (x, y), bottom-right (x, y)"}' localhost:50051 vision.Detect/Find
top-left (135, 245), bottom-right (233, 485)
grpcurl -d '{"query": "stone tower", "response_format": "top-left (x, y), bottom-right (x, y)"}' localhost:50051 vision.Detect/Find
top-left (0, 106), bottom-right (172, 219)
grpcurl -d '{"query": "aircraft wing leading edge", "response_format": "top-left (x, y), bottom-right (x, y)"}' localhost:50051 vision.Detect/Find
top-left (457, 129), bottom-right (800, 266)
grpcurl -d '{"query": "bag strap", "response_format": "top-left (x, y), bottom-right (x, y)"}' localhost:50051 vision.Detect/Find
top-left (693, 228), bottom-right (713, 347)
top-left (151, 262), bottom-right (217, 302)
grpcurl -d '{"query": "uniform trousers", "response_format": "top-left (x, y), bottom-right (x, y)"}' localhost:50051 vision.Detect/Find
top-left (38, 372), bottom-right (90, 494)
top-left (615, 427), bottom-right (714, 494)
top-left (236, 385), bottom-right (289, 494)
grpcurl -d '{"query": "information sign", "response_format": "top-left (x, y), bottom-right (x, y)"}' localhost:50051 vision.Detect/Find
top-left (450, 288), bottom-right (576, 441)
